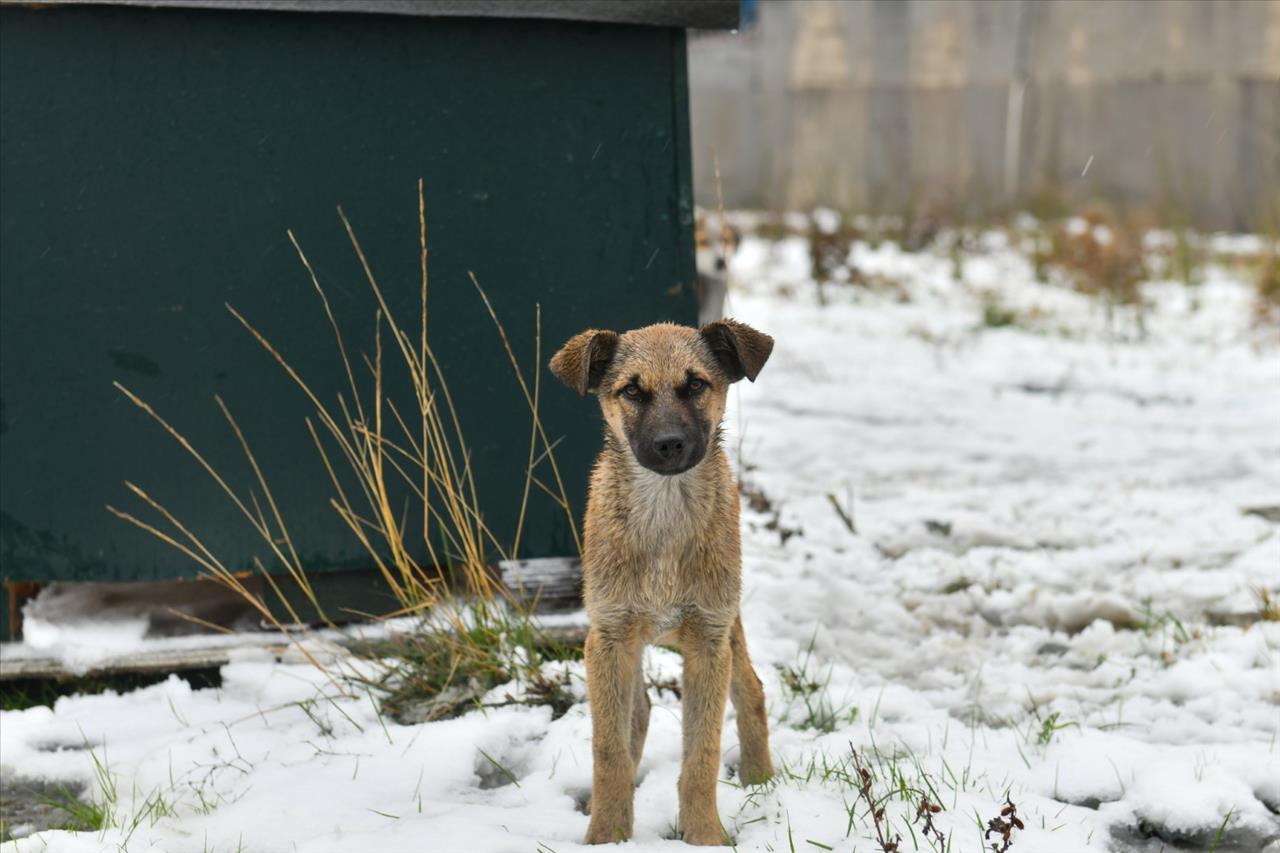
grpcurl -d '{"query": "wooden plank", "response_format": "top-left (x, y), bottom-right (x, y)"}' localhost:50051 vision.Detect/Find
top-left (1, 618), bottom-right (589, 681)
top-left (0, 642), bottom-right (284, 681)
top-left (499, 558), bottom-right (583, 612)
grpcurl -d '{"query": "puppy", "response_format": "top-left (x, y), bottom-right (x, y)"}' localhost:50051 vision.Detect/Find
top-left (694, 213), bottom-right (739, 326)
top-left (549, 319), bottom-right (775, 845)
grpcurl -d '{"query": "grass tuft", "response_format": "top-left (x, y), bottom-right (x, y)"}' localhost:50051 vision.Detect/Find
top-left (980, 297), bottom-right (1020, 329)
top-left (32, 786), bottom-right (108, 833)
top-left (1258, 587), bottom-right (1280, 622)
top-left (1033, 711), bottom-right (1078, 746)
top-left (776, 633), bottom-right (857, 733)
top-left (1035, 206), bottom-right (1148, 330)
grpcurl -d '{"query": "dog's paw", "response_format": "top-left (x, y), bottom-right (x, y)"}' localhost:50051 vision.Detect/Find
top-left (738, 755), bottom-right (774, 786)
top-left (681, 824), bottom-right (731, 846)
top-left (583, 820), bottom-right (630, 845)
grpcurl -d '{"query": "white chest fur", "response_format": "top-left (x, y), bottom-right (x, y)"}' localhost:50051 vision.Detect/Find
top-left (628, 467), bottom-right (696, 544)
top-left (626, 466), bottom-right (700, 614)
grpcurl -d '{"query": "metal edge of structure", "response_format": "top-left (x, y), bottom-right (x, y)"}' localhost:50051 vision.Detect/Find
top-left (669, 26), bottom-right (698, 301)
top-left (0, 0), bottom-right (740, 29)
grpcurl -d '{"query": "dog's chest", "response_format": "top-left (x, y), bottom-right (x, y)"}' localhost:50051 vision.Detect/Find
top-left (627, 470), bottom-right (699, 610)
top-left (628, 470), bottom-right (697, 544)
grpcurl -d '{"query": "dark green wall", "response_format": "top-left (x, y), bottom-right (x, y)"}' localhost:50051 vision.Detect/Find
top-left (0, 5), bottom-right (696, 623)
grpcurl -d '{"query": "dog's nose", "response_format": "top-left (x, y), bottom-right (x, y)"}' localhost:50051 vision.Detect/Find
top-left (652, 434), bottom-right (686, 461)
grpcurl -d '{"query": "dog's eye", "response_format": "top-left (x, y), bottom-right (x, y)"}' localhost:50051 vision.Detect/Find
top-left (686, 377), bottom-right (708, 394)
top-left (621, 383), bottom-right (643, 399)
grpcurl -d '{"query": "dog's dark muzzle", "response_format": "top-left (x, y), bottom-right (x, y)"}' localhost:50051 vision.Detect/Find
top-left (632, 428), bottom-right (706, 475)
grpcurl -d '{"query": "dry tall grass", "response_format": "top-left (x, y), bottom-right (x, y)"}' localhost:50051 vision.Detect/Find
top-left (109, 181), bottom-right (579, 702)
top-left (1042, 207), bottom-right (1147, 306)
top-left (1254, 246), bottom-right (1280, 326)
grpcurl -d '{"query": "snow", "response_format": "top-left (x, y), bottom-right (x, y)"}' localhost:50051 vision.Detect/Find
top-left (15, 619), bottom-right (151, 675)
top-left (3, 222), bottom-right (1279, 852)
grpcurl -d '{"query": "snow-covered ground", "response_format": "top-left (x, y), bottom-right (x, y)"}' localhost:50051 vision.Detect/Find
top-left (3, 221), bottom-right (1279, 852)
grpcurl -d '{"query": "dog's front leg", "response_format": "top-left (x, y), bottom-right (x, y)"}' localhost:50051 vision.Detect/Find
top-left (584, 627), bottom-right (642, 844)
top-left (677, 627), bottom-right (732, 846)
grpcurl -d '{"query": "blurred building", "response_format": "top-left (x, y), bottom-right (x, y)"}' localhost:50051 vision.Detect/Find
top-left (690, 0), bottom-right (1280, 230)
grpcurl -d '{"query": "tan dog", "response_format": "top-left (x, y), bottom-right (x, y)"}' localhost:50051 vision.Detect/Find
top-left (549, 319), bottom-right (775, 845)
top-left (694, 213), bottom-right (739, 326)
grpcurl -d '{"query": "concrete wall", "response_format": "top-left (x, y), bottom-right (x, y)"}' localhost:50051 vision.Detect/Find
top-left (688, 0), bottom-right (1280, 230)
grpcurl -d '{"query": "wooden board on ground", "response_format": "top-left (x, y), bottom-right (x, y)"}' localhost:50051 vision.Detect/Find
top-left (0, 620), bottom-right (589, 682)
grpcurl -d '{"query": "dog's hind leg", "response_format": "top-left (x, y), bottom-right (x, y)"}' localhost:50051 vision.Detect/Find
top-left (629, 659), bottom-right (651, 773)
top-left (730, 615), bottom-right (774, 785)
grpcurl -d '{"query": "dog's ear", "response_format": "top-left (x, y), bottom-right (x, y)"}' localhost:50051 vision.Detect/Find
top-left (700, 319), bottom-right (773, 383)
top-left (549, 329), bottom-right (620, 396)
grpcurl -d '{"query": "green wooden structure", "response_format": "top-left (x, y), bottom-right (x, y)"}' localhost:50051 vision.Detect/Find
top-left (0, 0), bottom-right (735, 637)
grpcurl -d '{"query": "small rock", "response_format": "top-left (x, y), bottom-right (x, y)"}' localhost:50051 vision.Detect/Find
top-left (1111, 815), bottom-right (1280, 853)
top-left (388, 678), bottom-right (488, 725)
top-left (0, 775), bottom-right (89, 842)
top-left (923, 519), bottom-right (952, 536)
top-left (1244, 505), bottom-right (1280, 523)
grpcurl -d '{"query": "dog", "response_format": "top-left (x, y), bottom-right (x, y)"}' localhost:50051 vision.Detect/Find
top-left (694, 212), bottom-right (740, 327)
top-left (549, 319), bottom-right (775, 845)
